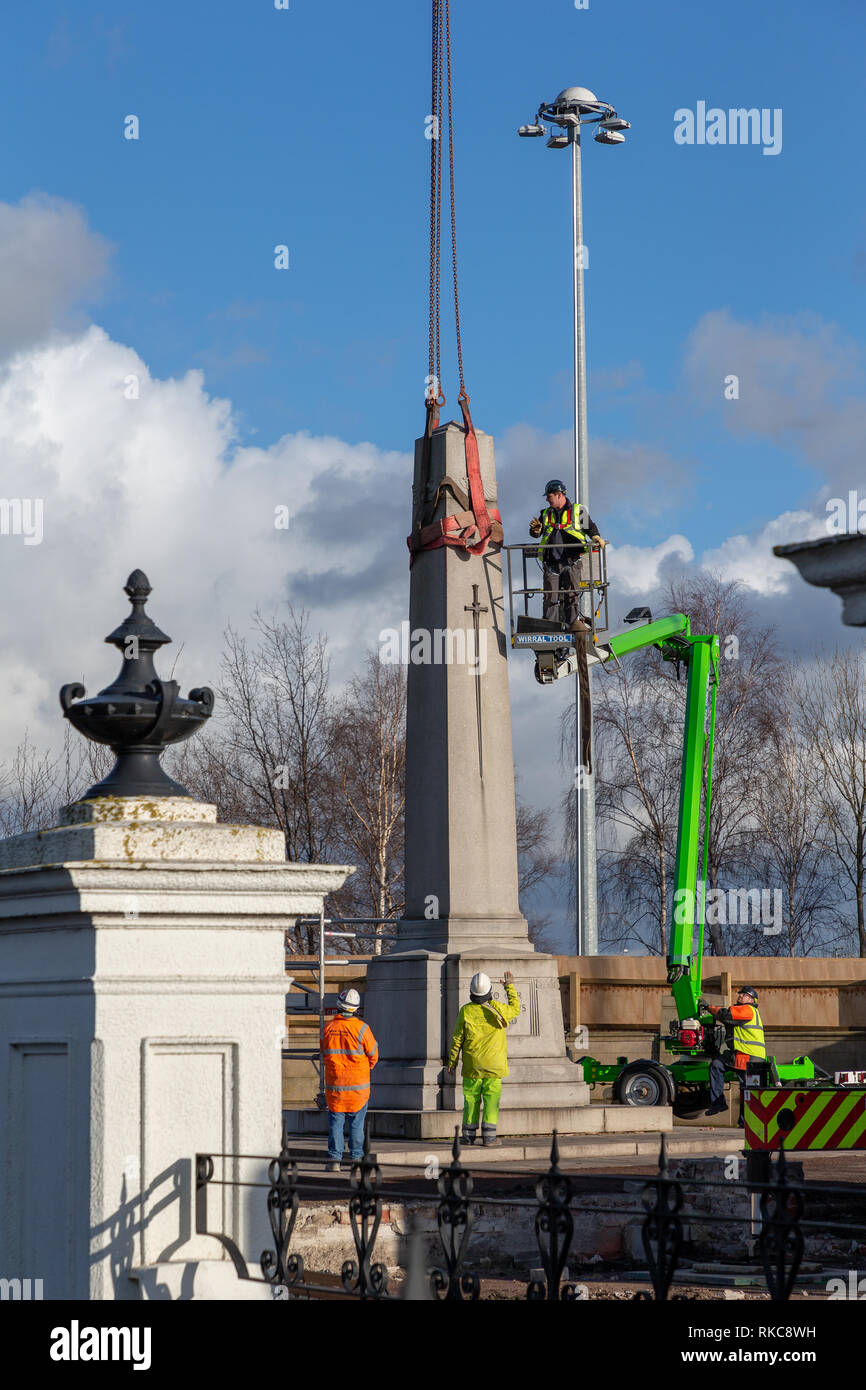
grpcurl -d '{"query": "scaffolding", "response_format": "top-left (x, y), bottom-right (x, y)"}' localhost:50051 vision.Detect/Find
top-left (283, 915), bottom-right (400, 1100)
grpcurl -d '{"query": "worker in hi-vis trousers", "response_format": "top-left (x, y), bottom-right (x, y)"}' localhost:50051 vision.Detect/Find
top-left (447, 970), bottom-right (521, 1148)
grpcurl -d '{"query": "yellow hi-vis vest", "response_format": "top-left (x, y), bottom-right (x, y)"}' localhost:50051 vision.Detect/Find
top-left (538, 506), bottom-right (586, 563)
top-left (733, 1006), bottom-right (765, 1059)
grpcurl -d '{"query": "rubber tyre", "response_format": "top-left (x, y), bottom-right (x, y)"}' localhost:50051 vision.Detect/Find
top-left (616, 1062), bottom-right (668, 1107)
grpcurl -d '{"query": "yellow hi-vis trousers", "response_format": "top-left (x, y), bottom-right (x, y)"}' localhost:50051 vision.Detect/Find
top-left (462, 1077), bottom-right (502, 1131)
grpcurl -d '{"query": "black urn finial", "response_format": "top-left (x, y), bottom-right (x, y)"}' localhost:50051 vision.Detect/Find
top-left (60, 570), bottom-right (215, 801)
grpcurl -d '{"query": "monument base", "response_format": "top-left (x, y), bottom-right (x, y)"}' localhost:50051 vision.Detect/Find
top-left (362, 940), bottom-right (592, 1119)
top-left (284, 1105), bottom-right (672, 1141)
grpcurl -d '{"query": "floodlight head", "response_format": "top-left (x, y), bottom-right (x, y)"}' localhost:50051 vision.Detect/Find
top-left (546, 134), bottom-right (569, 149)
top-left (594, 128), bottom-right (626, 145)
top-left (599, 115), bottom-right (631, 131)
top-left (555, 86), bottom-right (599, 109)
top-left (518, 123), bottom-right (547, 137)
top-left (624, 607), bottom-right (652, 625)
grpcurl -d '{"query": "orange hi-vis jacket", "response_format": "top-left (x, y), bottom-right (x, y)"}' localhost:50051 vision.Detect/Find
top-left (321, 1013), bottom-right (379, 1113)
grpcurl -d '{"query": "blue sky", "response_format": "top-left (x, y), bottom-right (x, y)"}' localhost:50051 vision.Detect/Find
top-left (3, 0), bottom-right (864, 553)
top-left (0, 1), bottom-right (864, 951)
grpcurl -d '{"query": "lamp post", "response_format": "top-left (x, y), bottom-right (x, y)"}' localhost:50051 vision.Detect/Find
top-left (519, 87), bottom-right (629, 957)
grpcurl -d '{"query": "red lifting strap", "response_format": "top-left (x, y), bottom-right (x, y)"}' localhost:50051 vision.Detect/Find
top-left (408, 394), bottom-right (502, 563)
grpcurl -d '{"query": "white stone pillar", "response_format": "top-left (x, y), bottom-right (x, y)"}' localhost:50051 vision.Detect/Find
top-left (0, 796), bottom-right (351, 1300)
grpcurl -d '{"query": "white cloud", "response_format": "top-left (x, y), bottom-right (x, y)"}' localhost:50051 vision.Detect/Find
top-left (497, 423), bottom-right (690, 529)
top-left (0, 193), bottom-right (112, 358)
top-left (0, 325), bottom-right (411, 762)
top-left (699, 509), bottom-right (826, 596)
top-left (606, 535), bottom-right (694, 594)
top-left (682, 309), bottom-right (866, 492)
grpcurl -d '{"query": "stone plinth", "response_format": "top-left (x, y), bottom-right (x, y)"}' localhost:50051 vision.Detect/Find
top-left (0, 796), bottom-right (352, 1300)
top-left (774, 533), bottom-right (866, 625)
top-left (362, 421), bottom-right (589, 1134)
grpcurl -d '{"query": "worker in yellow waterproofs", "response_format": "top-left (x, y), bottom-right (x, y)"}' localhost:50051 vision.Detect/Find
top-left (447, 970), bottom-right (521, 1148)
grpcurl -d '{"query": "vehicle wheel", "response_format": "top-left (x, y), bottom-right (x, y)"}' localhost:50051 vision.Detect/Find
top-left (616, 1062), bottom-right (668, 1107)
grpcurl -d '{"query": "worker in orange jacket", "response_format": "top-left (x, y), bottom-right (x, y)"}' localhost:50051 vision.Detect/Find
top-left (321, 988), bottom-right (379, 1171)
top-left (703, 985), bottom-right (765, 1127)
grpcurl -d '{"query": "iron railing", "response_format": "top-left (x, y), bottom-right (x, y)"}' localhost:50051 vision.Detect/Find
top-left (195, 1129), bottom-right (866, 1302)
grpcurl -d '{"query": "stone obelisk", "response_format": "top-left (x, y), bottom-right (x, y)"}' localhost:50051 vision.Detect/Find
top-left (363, 420), bottom-right (590, 1137)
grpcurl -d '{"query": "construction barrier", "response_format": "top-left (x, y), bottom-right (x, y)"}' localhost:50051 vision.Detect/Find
top-left (745, 1085), bottom-right (866, 1151)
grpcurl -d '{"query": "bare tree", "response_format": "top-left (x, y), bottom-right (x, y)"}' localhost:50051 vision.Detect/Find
top-left (748, 665), bottom-right (846, 956)
top-left (0, 731), bottom-right (60, 836)
top-left (585, 574), bottom-right (789, 957)
top-left (664, 574), bottom-right (785, 955)
top-left (171, 607), bottom-right (341, 953)
top-left (331, 654), bottom-right (406, 953)
top-left (589, 650), bottom-right (684, 954)
top-left (514, 782), bottom-right (560, 950)
top-left (0, 726), bottom-right (112, 836)
top-left (793, 646), bottom-right (866, 957)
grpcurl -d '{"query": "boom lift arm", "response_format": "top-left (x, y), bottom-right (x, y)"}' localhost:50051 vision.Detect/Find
top-left (504, 548), bottom-right (820, 1105)
top-left (573, 612), bottom-right (816, 1105)
top-left (598, 614), bottom-right (719, 1024)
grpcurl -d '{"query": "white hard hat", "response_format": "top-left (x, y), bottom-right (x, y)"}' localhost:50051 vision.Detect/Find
top-left (338, 987), bottom-right (361, 1012)
top-left (470, 972), bottom-right (492, 999)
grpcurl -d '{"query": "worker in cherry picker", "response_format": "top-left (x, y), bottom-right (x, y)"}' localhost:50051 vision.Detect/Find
top-left (703, 985), bottom-right (765, 1127)
top-left (528, 480), bottom-right (606, 631)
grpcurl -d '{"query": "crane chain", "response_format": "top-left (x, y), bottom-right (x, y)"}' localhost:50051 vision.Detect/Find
top-left (427, 0), bottom-right (466, 409)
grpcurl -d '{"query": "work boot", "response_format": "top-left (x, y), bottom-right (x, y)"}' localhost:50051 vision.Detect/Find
top-left (325, 1160), bottom-right (340, 1172)
top-left (462, 1128), bottom-right (477, 1147)
top-left (737, 1116), bottom-right (745, 1128)
top-left (481, 1123), bottom-right (498, 1148)
top-left (704, 1102), bottom-right (727, 1116)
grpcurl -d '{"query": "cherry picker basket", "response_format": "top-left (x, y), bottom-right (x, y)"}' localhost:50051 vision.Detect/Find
top-left (504, 540), bottom-right (609, 655)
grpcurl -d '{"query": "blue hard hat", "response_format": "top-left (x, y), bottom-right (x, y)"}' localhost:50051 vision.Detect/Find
top-left (545, 479), bottom-right (567, 494)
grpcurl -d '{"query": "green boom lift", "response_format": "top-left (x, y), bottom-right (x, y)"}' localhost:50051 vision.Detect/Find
top-left (504, 558), bottom-right (818, 1112)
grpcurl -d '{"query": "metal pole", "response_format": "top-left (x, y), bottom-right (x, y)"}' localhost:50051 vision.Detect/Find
top-left (572, 127), bottom-right (587, 513)
top-left (317, 909), bottom-right (325, 1093)
top-left (570, 121), bottom-right (598, 956)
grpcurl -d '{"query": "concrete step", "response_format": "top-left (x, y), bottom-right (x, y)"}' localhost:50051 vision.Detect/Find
top-left (283, 1103), bottom-right (672, 1141)
top-left (282, 1115), bottom-right (740, 1167)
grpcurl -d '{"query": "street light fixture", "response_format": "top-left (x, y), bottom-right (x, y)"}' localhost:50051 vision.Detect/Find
top-left (517, 83), bottom-right (630, 959)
